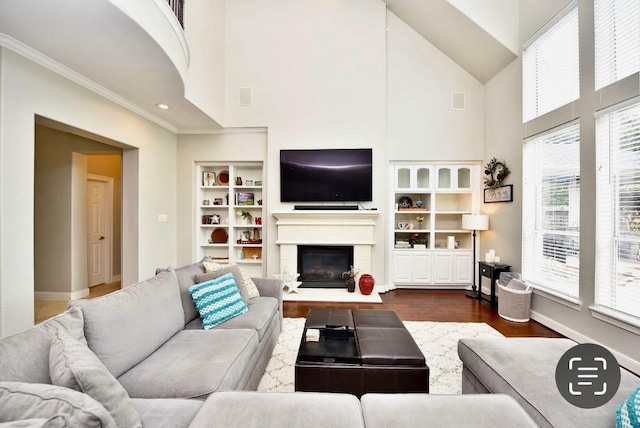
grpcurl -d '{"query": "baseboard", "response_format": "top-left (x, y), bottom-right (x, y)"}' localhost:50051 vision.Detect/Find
top-left (35, 288), bottom-right (89, 301)
top-left (531, 310), bottom-right (640, 376)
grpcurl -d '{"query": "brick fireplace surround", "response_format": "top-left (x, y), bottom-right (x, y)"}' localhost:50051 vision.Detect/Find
top-left (272, 211), bottom-right (379, 285)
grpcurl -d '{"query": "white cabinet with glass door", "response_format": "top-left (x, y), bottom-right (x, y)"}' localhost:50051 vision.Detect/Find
top-left (391, 162), bottom-right (479, 288)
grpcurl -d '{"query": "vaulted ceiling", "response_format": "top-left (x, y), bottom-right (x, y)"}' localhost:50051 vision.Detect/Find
top-left (0, 0), bottom-right (519, 130)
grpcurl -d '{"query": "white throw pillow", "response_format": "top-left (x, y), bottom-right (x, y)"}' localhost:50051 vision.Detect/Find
top-left (49, 330), bottom-right (142, 428)
top-left (203, 261), bottom-right (260, 299)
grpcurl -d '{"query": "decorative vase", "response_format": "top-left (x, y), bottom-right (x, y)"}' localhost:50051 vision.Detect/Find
top-left (345, 277), bottom-right (356, 293)
top-left (359, 274), bottom-right (375, 295)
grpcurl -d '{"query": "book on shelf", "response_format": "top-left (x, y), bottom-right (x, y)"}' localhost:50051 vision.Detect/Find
top-left (395, 240), bottom-right (411, 249)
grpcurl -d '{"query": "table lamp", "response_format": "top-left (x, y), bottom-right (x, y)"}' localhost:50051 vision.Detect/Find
top-left (462, 214), bottom-right (489, 298)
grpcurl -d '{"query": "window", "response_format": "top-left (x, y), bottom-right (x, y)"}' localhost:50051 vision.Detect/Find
top-left (595, 100), bottom-right (640, 321)
top-left (523, 122), bottom-right (580, 299)
top-left (523, 3), bottom-right (579, 122)
top-left (595, 0), bottom-right (640, 90)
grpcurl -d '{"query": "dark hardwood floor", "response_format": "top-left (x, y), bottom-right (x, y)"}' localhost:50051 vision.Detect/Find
top-left (284, 289), bottom-right (563, 338)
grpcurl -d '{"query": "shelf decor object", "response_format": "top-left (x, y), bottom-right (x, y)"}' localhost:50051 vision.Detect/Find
top-left (461, 214), bottom-right (489, 298)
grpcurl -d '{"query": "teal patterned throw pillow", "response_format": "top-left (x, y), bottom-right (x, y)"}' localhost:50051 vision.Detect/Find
top-left (188, 272), bottom-right (248, 329)
top-left (617, 386), bottom-right (640, 428)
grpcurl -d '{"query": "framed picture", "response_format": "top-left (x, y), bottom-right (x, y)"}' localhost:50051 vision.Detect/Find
top-left (245, 179), bottom-right (254, 186)
top-left (236, 192), bottom-right (255, 205)
top-left (484, 185), bottom-right (513, 203)
top-left (202, 171), bottom-right (216, 187)
top-left (213, 198), bottom-right (224, 206)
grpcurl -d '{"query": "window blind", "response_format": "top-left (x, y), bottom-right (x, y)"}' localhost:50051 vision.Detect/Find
top-left (595, 100), bottom-right (640, 321)
top-left (595, 0), bottom-right (640, 90)
top-left (523, 3), bottom-right (579, 122)
top-left (522, 122), bottom-right (580, 299)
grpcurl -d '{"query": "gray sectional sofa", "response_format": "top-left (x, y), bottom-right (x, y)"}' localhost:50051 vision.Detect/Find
top-left (458, 337), bottom-right (640, 428)
top-left (0, 258), bottom-right (283, 426)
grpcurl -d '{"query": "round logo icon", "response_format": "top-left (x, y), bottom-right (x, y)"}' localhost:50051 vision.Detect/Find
top-left (555, 343), bottom-right (621, 409)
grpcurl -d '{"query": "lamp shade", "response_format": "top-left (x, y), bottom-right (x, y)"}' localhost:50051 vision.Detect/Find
top-left (462, 214), bottom-right (489, 231)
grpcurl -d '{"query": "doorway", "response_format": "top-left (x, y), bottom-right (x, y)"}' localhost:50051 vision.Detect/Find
top-left (87, 175), bottom-right (113, 287)
top-left (34, 120), bottom-right (127, 304)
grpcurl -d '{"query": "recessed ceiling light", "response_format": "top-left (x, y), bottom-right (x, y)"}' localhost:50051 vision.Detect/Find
top-left (156, 103), bottom-right (170, 110)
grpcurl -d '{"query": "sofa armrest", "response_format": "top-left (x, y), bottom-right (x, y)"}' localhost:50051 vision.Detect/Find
top-left (252, 277), bottom-right (283, 326)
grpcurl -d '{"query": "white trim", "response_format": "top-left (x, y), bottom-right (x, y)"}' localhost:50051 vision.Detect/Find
top-left (531, 310), bottom-right (640, 375)
top-left (179, 127), bottom-right (269, 135)
top-left (595, 92), bottom-right (640, 117)
top-left (589, 306), bottom-right (640, 335)
top-left (35, 289), bottom-right (89, 301)
top-left (0, 34), bottom-right (178, 133)
top-left (532, 287), bottom-right (582, 311)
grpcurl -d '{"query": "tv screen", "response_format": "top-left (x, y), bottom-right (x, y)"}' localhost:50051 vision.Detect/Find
top-left (280, 148), bottom-right (373, 202)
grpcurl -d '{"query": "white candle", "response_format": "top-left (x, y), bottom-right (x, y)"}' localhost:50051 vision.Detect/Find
top-left (485, 252), bottom-right (493, 263)
top-left (494, 256), bottom-right (501, 263)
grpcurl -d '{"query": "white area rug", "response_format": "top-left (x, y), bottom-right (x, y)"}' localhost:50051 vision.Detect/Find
top-left (257, 317), bottom-right (504, 394)
top-left (282, 288), bottom-right (382, 303)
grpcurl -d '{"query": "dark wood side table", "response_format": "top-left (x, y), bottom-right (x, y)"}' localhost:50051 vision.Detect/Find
top-left (477, 261), bottom-right (511, 309)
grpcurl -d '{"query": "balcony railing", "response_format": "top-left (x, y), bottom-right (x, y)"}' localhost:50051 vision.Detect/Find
top-left (166, 0), bottom-right (184, 28)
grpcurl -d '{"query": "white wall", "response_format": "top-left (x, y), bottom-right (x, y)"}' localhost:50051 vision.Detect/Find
top-left (0, 47), bottom-right (178, 337)
top-left (222, 0), bottom-right (388, 281)
top-left (184, 0), bottom-right (226, 124)
top-left (386, 11), bottom-right (485, 162)
top-left (482, 60), bottom-right (522, 270)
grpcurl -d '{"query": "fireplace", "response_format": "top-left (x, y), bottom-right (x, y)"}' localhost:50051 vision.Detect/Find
top-left (272, 211), bottom-right (379, 292)
top-left (298, 245), bottom-right (354, 288)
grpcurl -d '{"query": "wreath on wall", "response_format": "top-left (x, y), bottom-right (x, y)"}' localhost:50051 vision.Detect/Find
top-left (483, 157), bottom-right (510, 189)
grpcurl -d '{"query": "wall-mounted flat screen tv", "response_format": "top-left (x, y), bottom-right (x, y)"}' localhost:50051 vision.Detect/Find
top-left (280, 148), bottom-right (373, 202)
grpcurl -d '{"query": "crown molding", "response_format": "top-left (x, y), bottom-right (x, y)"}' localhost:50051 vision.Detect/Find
top-left (0, 34), bottom-right (178, 134)
top-left (178, 127), bottom-right (268, 135)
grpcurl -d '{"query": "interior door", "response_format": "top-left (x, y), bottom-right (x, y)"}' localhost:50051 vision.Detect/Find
top-left (87, 179), bottom-right (109, 287)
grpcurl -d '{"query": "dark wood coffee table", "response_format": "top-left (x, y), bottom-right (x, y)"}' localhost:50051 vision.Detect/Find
top-left (295, 308), bottom-right (429, 397)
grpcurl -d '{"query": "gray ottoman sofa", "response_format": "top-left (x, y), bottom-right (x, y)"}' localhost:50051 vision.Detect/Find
top-left (458, 337), bottom-right (640, 428)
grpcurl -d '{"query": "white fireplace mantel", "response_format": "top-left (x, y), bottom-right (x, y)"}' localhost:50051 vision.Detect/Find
top-left (272, 210), bottom-right (379, 278)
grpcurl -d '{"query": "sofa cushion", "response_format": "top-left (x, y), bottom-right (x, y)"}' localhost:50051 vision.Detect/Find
top-left (0, 307), bottom-right (85, 384)
top-left (49, 330), bottom-right (141, 428)
top-left (189, 391), bottom-right (364, 428)
top-left (130, 398), bottom-right (202, 428)
top-left (156, 258), bottom-right (209, 325)
top-left (69, 269), bottom-right (184, 378)
top-left (189, 273), bottom-right (248, 329)
top-left (361, 393), bottom-right (538, 428)
top-left (0, 382), bottom-right (116, 427)
top-left (617, 386), bottom-right (640, 428)
top-left (204, 261), bottom-right (259, 299)
top-left (458, 338), bottom-right (640, 428)
top-left (185, 297), bottom-right (278, 341)
top-left (117, 329), bottom-right (259, 399)
top-left (194, 264), bottom-right (250, 303)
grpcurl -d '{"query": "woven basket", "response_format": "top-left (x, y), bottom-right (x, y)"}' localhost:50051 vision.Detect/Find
top-left (497, 281), bottom-right (532, 322)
